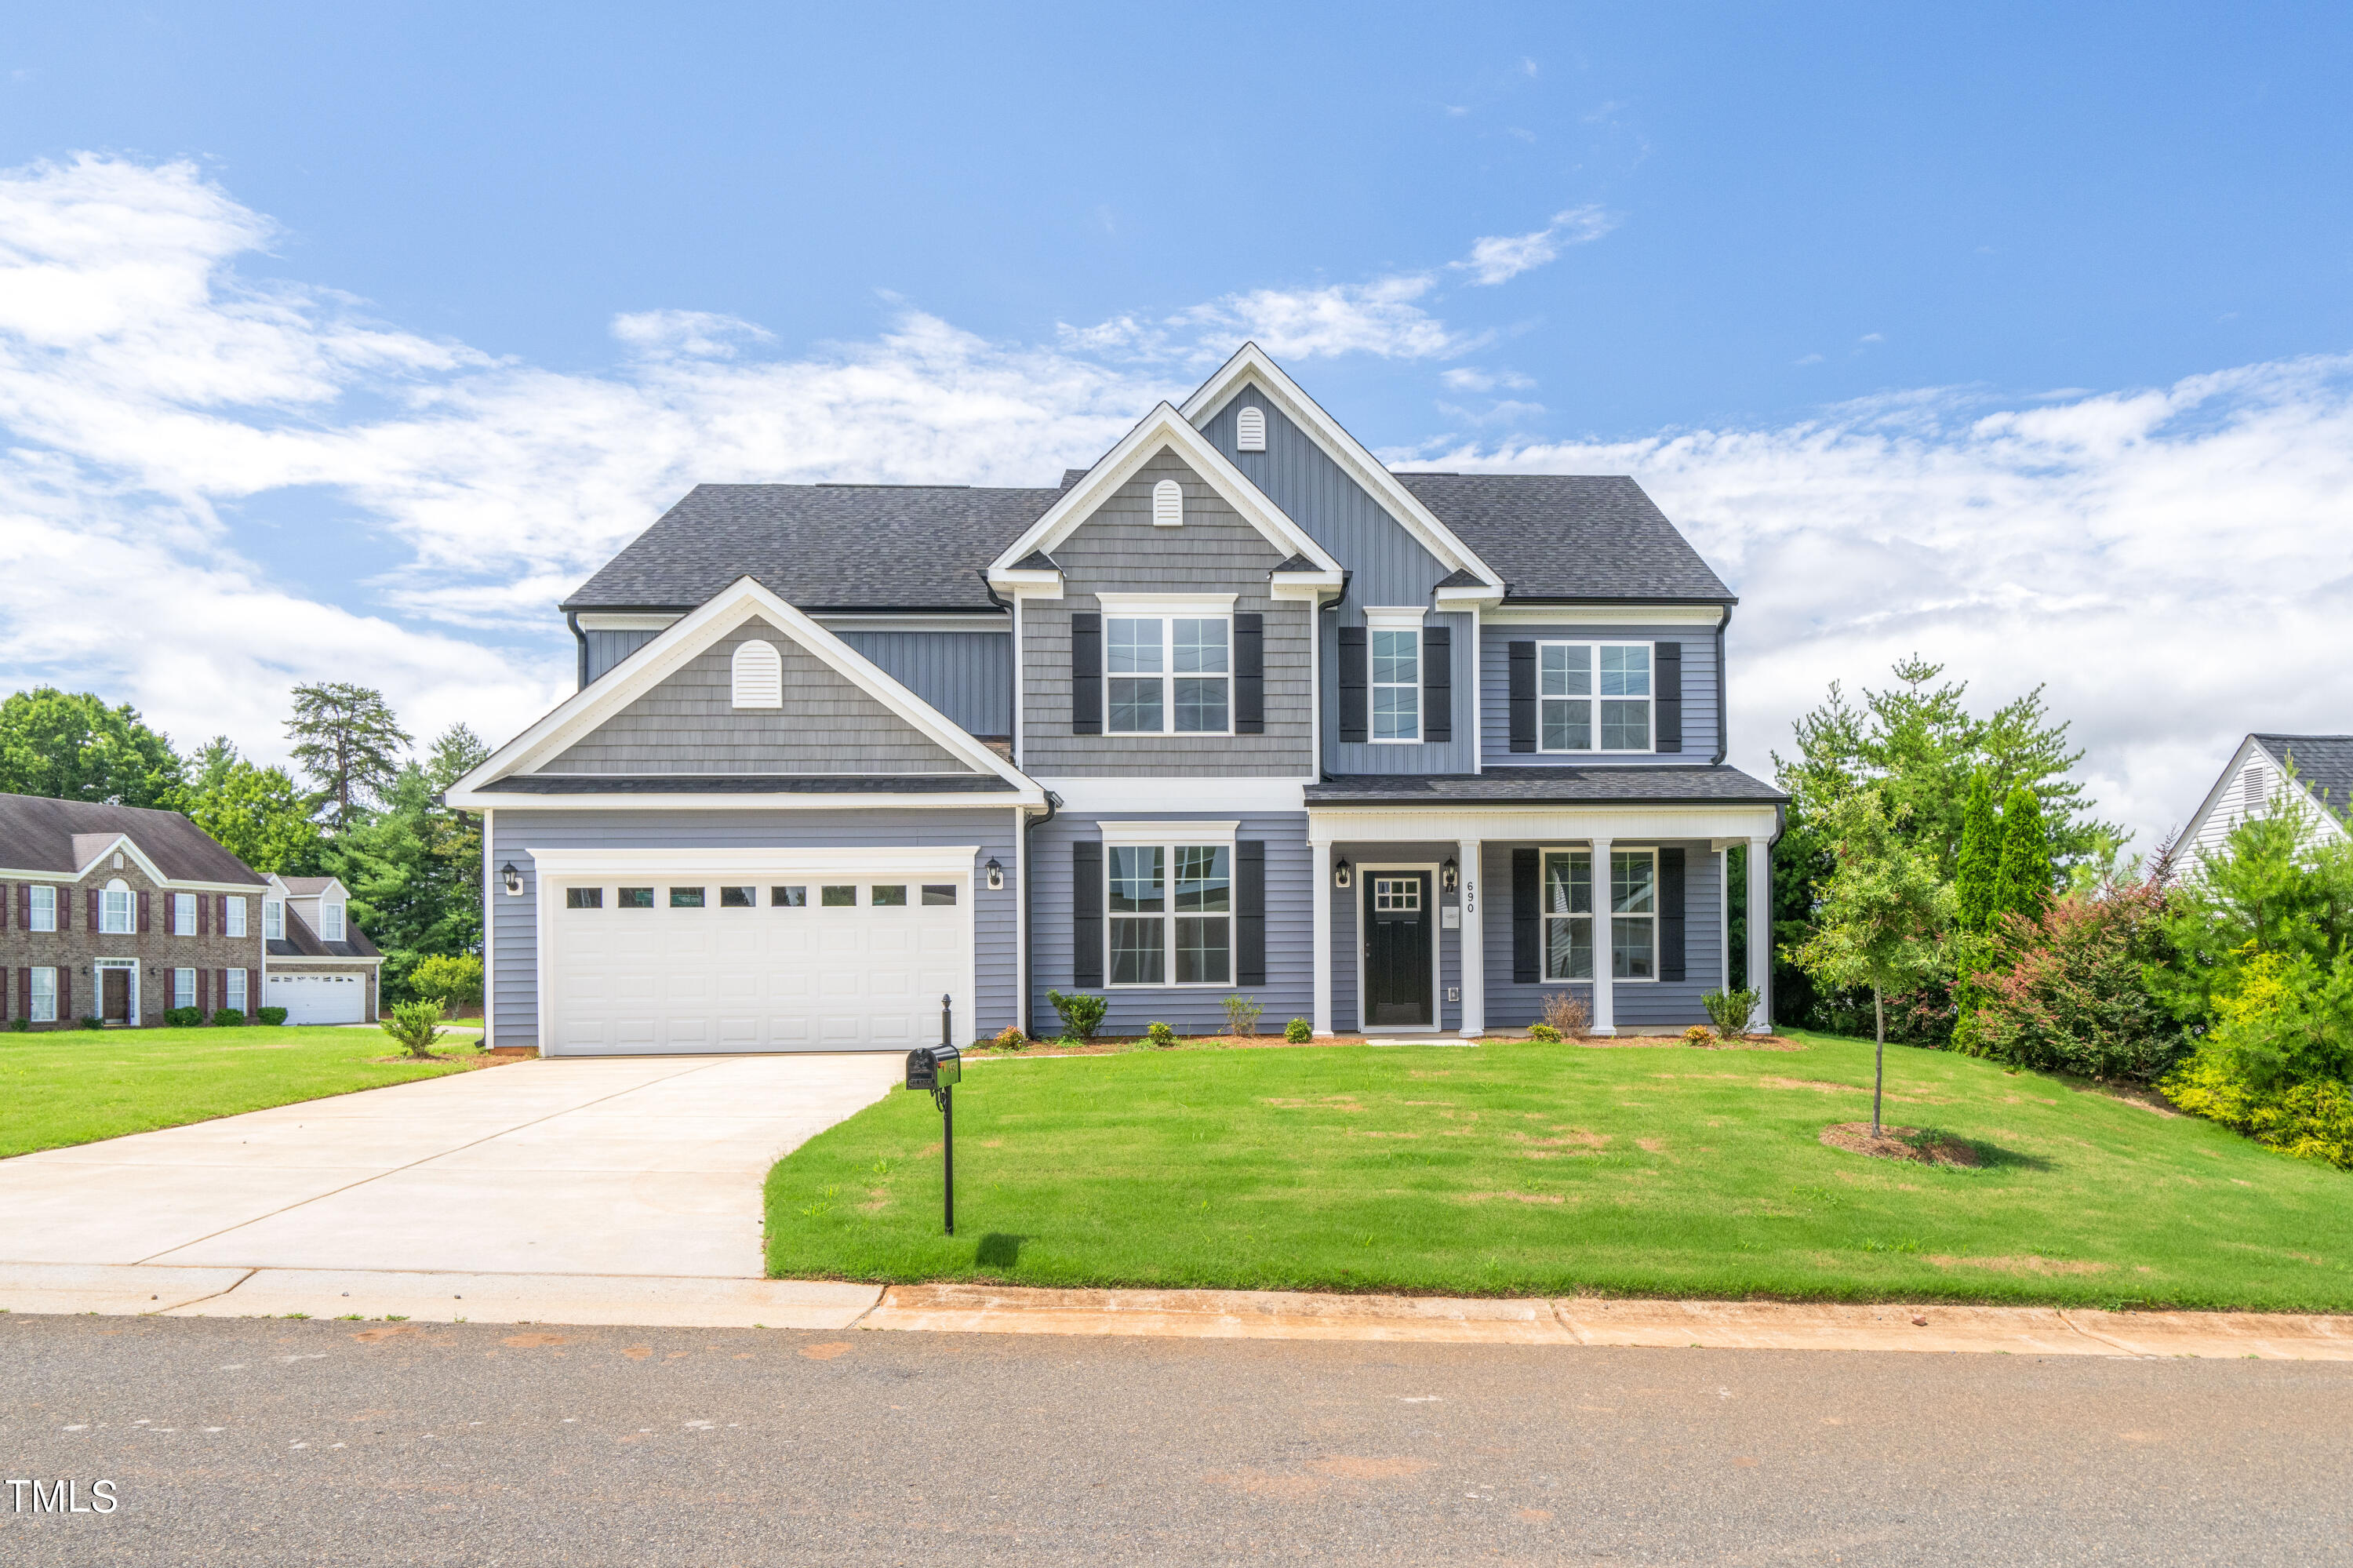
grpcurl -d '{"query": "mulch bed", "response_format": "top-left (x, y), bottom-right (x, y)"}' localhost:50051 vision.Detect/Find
top-left (1570, 1033), bottom-right (1805, 1052)
top-left (969, 1031), bottom-right (1808, 1060)
top-left (1820, 1122), bottom-right (1985, 1167)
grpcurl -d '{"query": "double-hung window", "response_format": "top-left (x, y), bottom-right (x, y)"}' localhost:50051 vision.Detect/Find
top-left (1373, 630), bottom-right (1420, 741)
top-left (1100, 597), bottom-right (1232, 736)
top-left (172, 893), bottom-right (197, 935)
top-left (173, 968), bottom-right (197, 1010)
top-left (226, 969), bottom-right (247, 1012)
top-left (1538, 642), bottom-right (1652, 752)
top-left (264, 900), bottom-right (284, 940)
top-left (1104, 830), bottom-right (1234, 986)
top-left (1539, 848), bottom-right (1657, 981)
top-left (224, 896), bottom-right (247, 938)
top-left (30, 967), bottom-right (56, 1023)
top-left (322, 903), bottom-right (347, 940)
top-left (100, 882), bottom-right (133, 934)
top-left (28, 885), bottom-right (56, 933)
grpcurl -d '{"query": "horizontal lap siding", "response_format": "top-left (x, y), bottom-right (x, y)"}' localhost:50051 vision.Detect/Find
top-left (547, 616), bottom-right (971, 775)
top-left (1022, 452), bottom-right (1314, 779)
top-left (1328, 841), bottom-right (1461, 1033)
top-left (837, 631), bottom-right (1013, 738)
top-left (1480, 624), bottom-right (1720, 766)
top-left (1028, 811), bottom-right (1312, 1035)
top-left (489, 807), bottom-right (1021, 1050)
top-left (1480, 840), bottom-right (1722, 1031)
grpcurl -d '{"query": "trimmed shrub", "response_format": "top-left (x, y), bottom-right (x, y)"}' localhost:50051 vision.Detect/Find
top-left (1703, 987), bottom-right (1758, 1041)
top-left (79, 1016), bottom-right (104, 1030)
top-left (1223, 995), bottom-right (1264, 1038)
top-left (211, 1008), bottom-right (245, 1028)
top-left (2166, 1055), bottom-right (2353, 1170)
top-left (9, 1017), bottom-right (27, 1032)
top-left (256, 1006), bottom-right (289, 1026)
top-left (409, 953), bottom-right (484, 1013)
top-left (1046, 989), bottom-right (1107, 1042)
top-left (1527, 1024), bottom-right (1562, 1043)
top-left (1964, 876), bottom-right (2186, 1082)
top-left (989, 1026), bottom-right (1028, 1053)
top-left (1284, 1017), bottom-right (1311, 1044)
top-left (1146, 1021), bottom-right (1177, 1048)
top-left (1682, 1024), bottom-right (1715, 1046)
top-left (163, 1006), bottom-right (203, 1028)
top-left (379, 999), bottom-right (448, 1060)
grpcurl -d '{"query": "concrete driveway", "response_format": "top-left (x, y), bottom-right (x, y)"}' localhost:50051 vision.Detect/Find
top-left (0, 1054), bottom-right (903, 1278)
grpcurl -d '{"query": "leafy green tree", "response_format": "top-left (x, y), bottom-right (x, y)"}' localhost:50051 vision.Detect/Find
top-left (1992, 785), bottom-right (2055, 926)
top-left (285, 683), bottom-right (411, 831)
top-left (1786, 788), bottom-right (1955, 1136)
top-left (189, 735), bottom-right (241, 796)
top-left (184, 760), bottom-right (322, 875)
top-left (423, 722), bottom-right (489, 794)
top-left (1955, 771), bottom-right (2002, 933)
top-left (0, 688), bottom-right (184, 807)
top-left (2151, 796), bottom-right (2353, 1027)
top-left (409, 953), bottom-right (484, 1015)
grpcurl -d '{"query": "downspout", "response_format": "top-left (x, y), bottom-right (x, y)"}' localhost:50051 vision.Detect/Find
top-left (567, 612), bottom-right (589, 692)
top-left (1020, 789), bottom-right (1060, 1038)
top-left (1711, 604), bottom-right (1733, 766)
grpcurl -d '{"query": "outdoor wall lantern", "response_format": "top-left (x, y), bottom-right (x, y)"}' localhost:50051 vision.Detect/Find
top-left (500, 862), bottom-right (522, 896)
top-left (1442, 857), bottom-right (1459, 891)
top-left (984, 857), bottom-right (1004, 890)
top-left (1333, 857), bottom-right (1352, 890)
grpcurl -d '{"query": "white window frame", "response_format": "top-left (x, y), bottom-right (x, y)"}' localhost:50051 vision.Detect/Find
top-left (1539, 846), bottom-right (1660, 983)
top-left (226, 968), bottom-right (248, 1013)
top-left (100, 879), bottom-right (133, 935)
top-left (1364, 608), bottom-right (1425, 745)
top-left (322, 903), bottom-right (346, 942)
top-left (264, 899), bottom-right (284, 940)
top-left (28, 885), bottom-right (56, 933)
top-left (1096, 594), bottom-right (1236, 738)
top-left (731, 638), bottom-right (784, 709)
top-left (30, 966), bottom-right (56, 1023)
top-left (1535, 640), bottom-right (1656, 755)
top-left (172, 893), bottom-right (197, 936)
top-left (173, 968), bottom-right (197, 1010)
top-left (1099, 821), bottom-right (1239, 989)
top-left (224, 896), bottom-right (248, 938)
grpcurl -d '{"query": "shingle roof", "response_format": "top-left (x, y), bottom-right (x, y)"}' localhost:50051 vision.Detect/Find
top-left (277, 875), bottom-right (338, 896)
top-left (0, 793), bottom-right (267, 885)
top-left (1304, 766), bottom-right (1784, 806)
top-left (561, 483), bottom-right (1064, 613)
top-left (483, 774), bottom-right (1017, 795)
top-left (272, 901), bottom-right (380, 960)
top-left (1393, 474), bottom-right (1733, 602)
top-left (2253, 735), bottom-right (2353, 817)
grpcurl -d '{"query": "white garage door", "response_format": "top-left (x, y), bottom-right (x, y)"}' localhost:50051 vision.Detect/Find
top-left (545, 870), bottom-right (972, 1056)
top-left (268, 972), bottom-right (366, 1024)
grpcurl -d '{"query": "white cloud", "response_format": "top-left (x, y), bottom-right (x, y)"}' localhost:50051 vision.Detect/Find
top-left (1451, 206), bottom-right (1617, 286)
top-left (1062, 271), bottom-right (1468, 364)
top-left (1404, 356), bottom-right (2353, 848)
top-left (1441, 367), bottom-right (1537, 392)
top-left (610, 309), bottom-right (773, 358)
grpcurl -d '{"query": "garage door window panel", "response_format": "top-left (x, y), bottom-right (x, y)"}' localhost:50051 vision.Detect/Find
top-left (821, 886), bottom-right (856, 908)
top-left (720, 886), bottom-right (756, 908)
top-left (772, 886), bottom-right (806, 907)
top-left (669, 887), bottom-right (705, 908)
top-left (567, 887), bottom-right (603, 909)
top-left (871, 885), bottom-right (907, 907)
top-left (922, 885), bottom-right (957, 906)
top-left (619, 887), bottom-right (654, 908)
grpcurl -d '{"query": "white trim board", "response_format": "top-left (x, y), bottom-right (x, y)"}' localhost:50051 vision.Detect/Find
top-left (1308, 803), bottom-right (1780, 844)
top-left (526, 846), bottom-right (984, 877)
top-left (1035, 777), bottom-right (1308, 813)
top-left (447, 576), bottom-right (1046, 811)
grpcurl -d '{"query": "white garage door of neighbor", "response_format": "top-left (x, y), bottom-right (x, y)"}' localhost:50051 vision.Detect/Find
top-left (547, 873), bottom-right (972, 1055)
top-left (268, 972), bottom-right (366, 1024)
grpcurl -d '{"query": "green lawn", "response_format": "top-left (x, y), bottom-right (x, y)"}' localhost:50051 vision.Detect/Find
top-left (0, 1025), bottom-right (484, 1159)
top-left (764, 1031), bottom-right (2353, 1311)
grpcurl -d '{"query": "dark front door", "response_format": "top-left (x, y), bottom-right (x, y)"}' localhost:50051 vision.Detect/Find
top-left (1363, 872), bottom-right (1433, 1028)
top-left (101, 968), bottom-right (129, 1024)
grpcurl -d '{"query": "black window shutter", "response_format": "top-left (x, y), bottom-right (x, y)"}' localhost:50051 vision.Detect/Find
top-left (1338, 626), bottom-right (1368, 743)
top-left (1071, 841), bottom-right (1103, 987)
top-left (1659, 847), bottom-right (1686, 982)
top-left (1422, 625), bottom-right (1451, 744)
top-left (1655, 641), bottom-right (1683, 754)
top-left (1234, 613), bottom-right (1264, 734)
top-left (1508, 641), bottom-right (1537, 752)
top-left (1071, 613), bottom-right (1102, 735)
top-left (1236, 841), bottom-right (1266, 985)
top-left (1511, 847), bottom-right (1540, 984)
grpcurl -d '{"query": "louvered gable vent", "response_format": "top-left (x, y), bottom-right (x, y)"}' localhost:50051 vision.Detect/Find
top-left (1151, 478), bottom-right (1184, 527)
top-left (731, 638), bottom-right (784, 708)
top-left (1235, 406), bottom-right (1266, 452)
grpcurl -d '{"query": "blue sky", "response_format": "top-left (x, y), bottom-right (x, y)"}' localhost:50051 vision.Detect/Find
top-left (2, 2), bottom-right (2349, 839)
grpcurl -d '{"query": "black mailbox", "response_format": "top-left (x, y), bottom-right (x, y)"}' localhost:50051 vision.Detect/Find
top-left (906, 1043), bottom-right (962, 1092)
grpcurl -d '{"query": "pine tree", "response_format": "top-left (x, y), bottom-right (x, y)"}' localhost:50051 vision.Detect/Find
top-left (1955, 770), bottom-right (2002, 933)
top-left (1993, 784), bottom-right (2055, 929)
top-left (285, 683), bottom-right (412, 832)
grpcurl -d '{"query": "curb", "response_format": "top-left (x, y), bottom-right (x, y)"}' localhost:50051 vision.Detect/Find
top-left (6, 1263), bottom-right (2353, 1356)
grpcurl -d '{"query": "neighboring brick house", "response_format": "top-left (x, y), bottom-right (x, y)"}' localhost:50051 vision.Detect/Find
top-left (0, 793), bottom-right (271, 1028)
top-left (260, 875), bottom-right (384, 1024)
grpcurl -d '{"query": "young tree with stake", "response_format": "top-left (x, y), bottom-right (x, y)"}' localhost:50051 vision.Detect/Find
top-left (1788, 788), bottom-right (1955, 1137)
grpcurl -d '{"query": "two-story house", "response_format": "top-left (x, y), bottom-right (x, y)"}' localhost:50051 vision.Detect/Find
top-left (448, 346), bottom-right (1785, 1054)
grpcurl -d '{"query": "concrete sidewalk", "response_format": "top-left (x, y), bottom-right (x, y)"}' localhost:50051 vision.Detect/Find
top-left (5, 1263), bottom-right (2351, 1358)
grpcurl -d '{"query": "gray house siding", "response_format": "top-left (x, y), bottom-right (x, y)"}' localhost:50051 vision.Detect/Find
top-left (1027, 809), bottom-right (1313, 1035)
top-left (488, 807), bottom-right (1022, 1050)
top-left (1020, 449), bottom-right (1314, 778)
top-left (543, 614), bottom-right (973, 776)
top-left (585, 628), bottom-right (662, 684)
top-left (1479, 839), bottom-right (1724, 1032)
top-left (1201, 388), bottom-right (1471, 776)
top-left (1326, 841), bottom-right (1463, 1034)
top-left (837, 631), bottom-right (1013, 737)
top-left (1479, 623), bottom-right (1721, 767)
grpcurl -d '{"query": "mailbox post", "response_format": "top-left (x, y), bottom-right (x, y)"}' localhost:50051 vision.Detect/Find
top-left (904, 994), bottom-right (962, 1235)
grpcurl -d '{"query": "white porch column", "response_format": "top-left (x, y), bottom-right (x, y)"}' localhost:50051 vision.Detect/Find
top-left (1456, 839), bottom-right (1484, 1038)
top-left (1589, 835), bottom-right (1615, 1036)
top-left (1311, 835), bottom-right (1335, 1037)
top-left (1747, 835), bottom-right (1773, 1035)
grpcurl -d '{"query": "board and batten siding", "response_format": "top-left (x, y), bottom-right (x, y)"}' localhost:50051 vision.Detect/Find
top-left (1200, 387), bottom-right (1472, 776)
top-left (544, 615), bottom-right (973, 776)
top-left (1479, 839), bottom-right (1723, 1031)
top-left (1479, 623), bottom-right (1721, 766)
top-left (835, 631), bottom-right (1013, 737)
top-left (1027, 809), bottom-right (1313, 1034)
top-left (1325, 840), bottom-right (1464, 1034)
top-left (488, 807), bottom-right (1022, 1050)
top-left (585, 628), bottom-right (663, 684)
top-left (1020, 449), bottom-right (1314, 778)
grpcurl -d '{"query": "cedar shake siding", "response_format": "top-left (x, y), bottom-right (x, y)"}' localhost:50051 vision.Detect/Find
top-left (1020, 449), bottom-right (1315, 779)
top-left (541, 614), bottom-right (977, 777)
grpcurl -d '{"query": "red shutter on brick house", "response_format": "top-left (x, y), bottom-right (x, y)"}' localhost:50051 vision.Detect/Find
top-left (197, 895), bottom-right (208, 937)
top-left (137, 891), bottom-right (151, 933)
top-left (216, 894), bottom-right (227, 933)
top-left (13, 882), bottom-right (24, 930)
top-left (59, 966), bottom-right (70, 1019)
top-left (88, 889), bottom-right (100, 932)
top-left (197, 970), bottom-right (209, 1014)
top-left (0, 882), bottom-right (9, 933)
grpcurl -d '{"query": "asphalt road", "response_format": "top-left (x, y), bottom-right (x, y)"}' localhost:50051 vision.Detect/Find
top-left (4, 1314), bottom-right (2349, 1566)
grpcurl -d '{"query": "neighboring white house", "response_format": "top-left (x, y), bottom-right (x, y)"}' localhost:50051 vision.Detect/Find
top-left (2180, 734), bottom-right (2353, 860)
